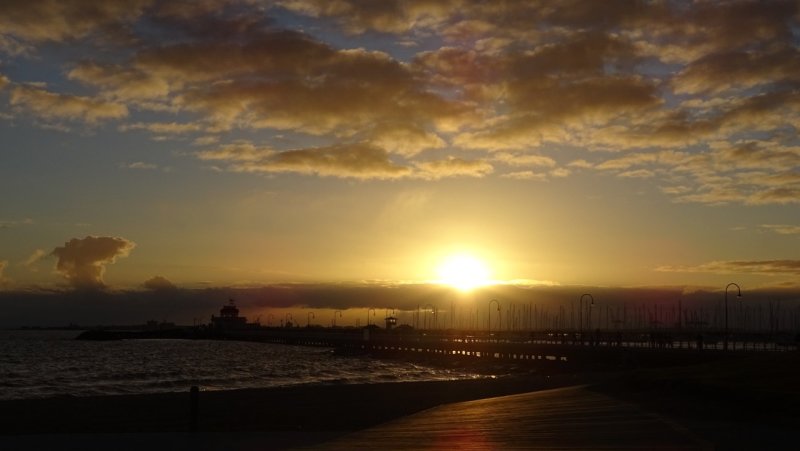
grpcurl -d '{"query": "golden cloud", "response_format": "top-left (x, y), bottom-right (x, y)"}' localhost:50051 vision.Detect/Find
top-left (226, 143), bottom-right (411, 180)
top-left (68, 62), bottom-right (170, 101)
top-left (51, 236), bottom-right (136, 289)
top-left (10, 85), bottom-right (128, 123)
top-left (276, 0), bottom-right (460, 34)
top-left (414, 157), bottom-right (493, 180)
top-left (0, 0), bottom-right (150, 43)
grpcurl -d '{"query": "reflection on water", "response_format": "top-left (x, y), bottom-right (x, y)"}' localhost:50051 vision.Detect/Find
top-left (0, 330), bottom-right (481, 399)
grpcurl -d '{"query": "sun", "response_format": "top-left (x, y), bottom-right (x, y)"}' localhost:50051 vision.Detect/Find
top-left (436, 254), bottom-right (492, 291)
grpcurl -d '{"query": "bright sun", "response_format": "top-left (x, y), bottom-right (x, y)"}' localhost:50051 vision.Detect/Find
top-left (436, 254), bottom-right (492, 291)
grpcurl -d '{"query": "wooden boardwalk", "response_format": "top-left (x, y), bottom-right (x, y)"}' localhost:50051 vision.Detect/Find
top-left (305, 385), bottom-right (711, 450)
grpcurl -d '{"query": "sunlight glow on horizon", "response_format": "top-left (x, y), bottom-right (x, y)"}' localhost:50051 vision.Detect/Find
top-left (436, 254), bottom-right (492, 291)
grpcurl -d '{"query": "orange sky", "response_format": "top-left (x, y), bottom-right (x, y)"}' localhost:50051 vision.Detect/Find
top-left (0, 1), bottom-right (798, 315)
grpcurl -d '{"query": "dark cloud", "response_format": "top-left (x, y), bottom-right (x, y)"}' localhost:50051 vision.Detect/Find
top-left (143, 275), bottom-right (177, 291)
top-left (657, 260), bottom-right (800, 276)
top-left (276, 0), bottom-right (460, 34)
top-left (1, 0), bottom-right (799, 201)
top-left (2, 283), bottom-right (799, 328)
top-left (50, 236), bottom-right (136, 289)
top-left (223, 143), bottom-right (411, 180)
top-left (0, 0), bottom-right (150, 44)
top-left (0, 260), bottom-right (10, 288)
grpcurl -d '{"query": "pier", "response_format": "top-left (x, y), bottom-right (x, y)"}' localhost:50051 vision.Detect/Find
top-left (218, 326), bottom-right (798, 371)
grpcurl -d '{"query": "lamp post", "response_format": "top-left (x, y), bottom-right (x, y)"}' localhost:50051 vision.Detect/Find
top-left (724, 283), bottom-right (742, 351)
top-left (489, 299), bottom-right (500, 332)
top-left (367, 308), bottom-right (376, 326)
top-left (333, 310), bottom-right (342, 327)
top-left (307, 311), bottom-right (315, 327)
top-left (285, 313), bottom-right (293, 328)
top-left (580, 294), bottom-right (594, 343)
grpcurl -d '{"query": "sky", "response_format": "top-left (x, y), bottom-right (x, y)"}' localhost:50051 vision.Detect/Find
top-left (0, 1), bottom-right (799, 325)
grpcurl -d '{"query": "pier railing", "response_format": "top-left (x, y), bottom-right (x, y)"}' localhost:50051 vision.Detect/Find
top-left (219, 327), bottom-right (797, 370)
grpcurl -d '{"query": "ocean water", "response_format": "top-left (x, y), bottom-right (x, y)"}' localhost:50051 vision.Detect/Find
top-left (0, 330), bottom-right (481, 400)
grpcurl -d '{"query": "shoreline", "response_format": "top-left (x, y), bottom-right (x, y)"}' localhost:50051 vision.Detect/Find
top-left (2, 352), bottom-right (797, 449)
top-left (0, 373), bottom-right (598, 445)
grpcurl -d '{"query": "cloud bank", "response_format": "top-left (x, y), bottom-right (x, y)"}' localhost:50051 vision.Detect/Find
top-left (0, 0), bottom-right (798, 202)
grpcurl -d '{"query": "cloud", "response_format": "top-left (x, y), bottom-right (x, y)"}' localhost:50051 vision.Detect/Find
top-left (501, 171), bottom-right (547, 181)
top-left (0, 218), bottom-right (34, 229)
top-left (196, 141), bottom-right (275, 162)
top-left (124, 162), bottom-right (158, 170)
top-left (1, 0), bottom-right (799, 202)
top-left (143, 275), bottom-right (177, 291)
top-left (591, 144), bottom-right (800, 205)
top-left (0, 260), bottom-right (10, 287)
top-left (276, 0), bottom-right (459, 34)
top-left (119, 122), bottom-right (202, 134)
top-left (224, 143), bottom-right (412, 180)
top-left (68, 62), bottom-right (170, 102)
top-left (50, 236), bottom-right (136, 289)
top-left (0, 0), bottom-right (150, 44)
top-left (368, 123), bottom-right (446, 157)
top-left (492, 153), bottom-right (556, 168)
top-left (761, 224), bottom-right (800, 235)
top-left (22, 249), bottom-right (46, 271)
top-left (656, 260), bottom-right (800, 276)
top-left (0, 73), bottom-right (8, 90)
top-left (414, 157), bottom-right (493, 180)
top-left (10, 85), bottom-right (128, 124)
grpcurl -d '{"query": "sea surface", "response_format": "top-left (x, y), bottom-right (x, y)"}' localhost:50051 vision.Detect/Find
top-left (0, 330), bottom-right (482, 400)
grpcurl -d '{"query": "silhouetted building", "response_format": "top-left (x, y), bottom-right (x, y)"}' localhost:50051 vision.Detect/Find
top-left (211, 299), bottom-right (248, 330)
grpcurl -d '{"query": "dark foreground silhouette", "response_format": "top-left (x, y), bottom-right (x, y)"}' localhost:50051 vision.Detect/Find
top-left (0, 353), bottom-right (797, 450)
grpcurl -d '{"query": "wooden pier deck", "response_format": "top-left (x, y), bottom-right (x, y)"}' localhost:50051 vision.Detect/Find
top-left (306, 385), bottom-right (710, 450)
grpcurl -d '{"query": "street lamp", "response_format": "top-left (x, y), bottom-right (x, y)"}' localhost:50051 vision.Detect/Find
top-left (333, 310), bottom-right (342, 327)
top-left (489, 299), bottom-right (500, 332)
top-left (724, 282), bottom-right (742, 351)
top-left (367, 308), bottom-right (376, 326)
top-left (307, 311), bottom-right (315, 327)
